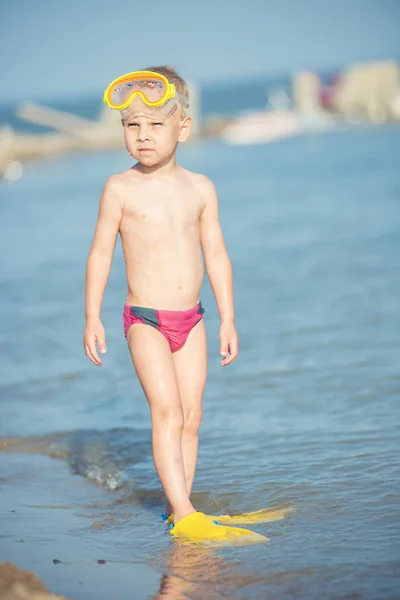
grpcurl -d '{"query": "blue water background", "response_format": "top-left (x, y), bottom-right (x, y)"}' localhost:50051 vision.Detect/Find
top-left (0, 123), bottom-right (400, 599)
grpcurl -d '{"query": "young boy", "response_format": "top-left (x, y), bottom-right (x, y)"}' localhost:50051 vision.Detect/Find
top-left (84, 67), bottom-right (263, 541)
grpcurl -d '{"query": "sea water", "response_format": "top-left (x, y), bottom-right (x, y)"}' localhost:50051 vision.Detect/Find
top-left (0, 125), bottom-right (399, 599)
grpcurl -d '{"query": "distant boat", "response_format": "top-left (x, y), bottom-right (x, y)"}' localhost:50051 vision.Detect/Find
top-left (221, 109), bottom-right (301, 145)
top-left (221, 108), bottom-right (338, 146)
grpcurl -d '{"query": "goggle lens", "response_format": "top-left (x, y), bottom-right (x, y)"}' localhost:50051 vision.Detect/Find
top-left (110, 78), bottom-right (167, 107)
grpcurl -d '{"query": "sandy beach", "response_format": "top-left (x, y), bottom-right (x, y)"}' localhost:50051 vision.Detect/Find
top-left (0, 451), bottom-right (161, 599)
top-left (0, 562), bottom-right (69, 599)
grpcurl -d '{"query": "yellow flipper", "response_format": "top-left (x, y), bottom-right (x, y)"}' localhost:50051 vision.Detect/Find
top-left (166, 505), bottom-right (293, 526)
top-left (213, 506), bottom-right (293, 525)
top-left (170, 512), bottom-right (268, 544)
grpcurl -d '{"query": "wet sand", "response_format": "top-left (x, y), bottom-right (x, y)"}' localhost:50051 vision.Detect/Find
top-left (0, 453), bottom-right (159, 600)
top-left (0, 562), bottom-right (69, 599)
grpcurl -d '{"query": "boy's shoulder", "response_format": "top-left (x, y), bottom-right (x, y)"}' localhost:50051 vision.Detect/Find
top-left (99, 170), bottom-right (139, 211)
top-left (179, 167), bottom-right (216, 192)
top-left (104, 169), bottom-right (137, 188)
top-left (101, 169), bottom-right (142, 198)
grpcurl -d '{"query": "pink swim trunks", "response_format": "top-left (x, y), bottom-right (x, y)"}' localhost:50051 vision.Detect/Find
top-left (123, 302), bottom-right (205, 353)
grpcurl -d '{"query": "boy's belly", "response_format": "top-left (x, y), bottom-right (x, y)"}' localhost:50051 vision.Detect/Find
top-left (124, 254), bottom-right (204, 310)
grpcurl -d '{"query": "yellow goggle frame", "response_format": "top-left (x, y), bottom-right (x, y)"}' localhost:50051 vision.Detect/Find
top-left (103, 70), bottom-right (179, 111)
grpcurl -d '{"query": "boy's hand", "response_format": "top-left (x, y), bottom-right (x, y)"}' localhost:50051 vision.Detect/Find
top-left (84, 318), bottom-right (107, 367)
top-left (219, 320), bottom-right (238, 366)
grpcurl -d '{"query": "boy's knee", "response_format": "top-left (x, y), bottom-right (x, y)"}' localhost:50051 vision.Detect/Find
top-left (183, 407), bottom-right (202, 434)
top-left (154, 405), bottom-right (184, 431)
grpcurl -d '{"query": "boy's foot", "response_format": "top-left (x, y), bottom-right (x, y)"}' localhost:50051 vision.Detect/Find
top-left (169, 512), bottom-right (268, 543)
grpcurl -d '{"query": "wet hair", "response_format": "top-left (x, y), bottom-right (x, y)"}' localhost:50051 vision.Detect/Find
top-left (145, 65), bottom-right (189, 118)
top-left (144, 65), bottom-right (189, 101)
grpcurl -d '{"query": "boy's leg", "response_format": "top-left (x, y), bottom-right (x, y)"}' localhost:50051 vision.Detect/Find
top-left (127, 324), bottom-right (196, 523)
top-left (172, 320), bottom-right (207, 504)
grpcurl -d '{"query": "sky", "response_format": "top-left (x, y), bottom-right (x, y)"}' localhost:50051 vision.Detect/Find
top-left (1, 0), bottom-right (399, 103)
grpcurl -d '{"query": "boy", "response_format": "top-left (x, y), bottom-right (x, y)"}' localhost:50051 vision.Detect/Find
top-left (84, 67), bottom-right (262, 541)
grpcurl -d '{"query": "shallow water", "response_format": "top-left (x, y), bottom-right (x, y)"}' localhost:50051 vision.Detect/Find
top-left (1, 125), bottom-right (400, 599)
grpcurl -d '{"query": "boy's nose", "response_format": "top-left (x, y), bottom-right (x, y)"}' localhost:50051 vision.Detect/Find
top-left (137, 126), bottom-right (150, 141)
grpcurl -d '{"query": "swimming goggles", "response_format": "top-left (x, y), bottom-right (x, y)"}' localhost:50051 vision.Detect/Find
top-left (103, 70), bottom-right (189, 112)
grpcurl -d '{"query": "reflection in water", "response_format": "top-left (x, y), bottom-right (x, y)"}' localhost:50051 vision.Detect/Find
top-left (152, 540), bottom-right (265, 600)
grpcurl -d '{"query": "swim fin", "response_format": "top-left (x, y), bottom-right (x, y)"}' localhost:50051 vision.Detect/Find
top-left (209, 506), bottom-right (293, 525)
top-left (170, 512), bottom-right (268, 544)
top-left (165, 505), bottom-right (292, 526)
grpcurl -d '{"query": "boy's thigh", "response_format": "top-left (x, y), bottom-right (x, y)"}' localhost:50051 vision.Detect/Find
top-left (173, 320), bottom-right (207, 405)
top-left (127, 324), bottom-right (181, 409)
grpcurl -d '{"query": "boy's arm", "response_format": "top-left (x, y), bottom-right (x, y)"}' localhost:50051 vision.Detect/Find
top-left (84, 176), bottom-right (123, 366)
top-left (199, 177), bottom-right (238, 366)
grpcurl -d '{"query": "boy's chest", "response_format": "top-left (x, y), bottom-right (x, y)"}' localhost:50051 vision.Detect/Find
top-left (125, 188), bottom-right (203, 229)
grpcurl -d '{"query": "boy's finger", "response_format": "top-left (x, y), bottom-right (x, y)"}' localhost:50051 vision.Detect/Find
top-left (84, 344), bottom-right (94, 363)
top-left (230, 339), bottom-right (239, 362)
top-left (89, 334), bottom-right (102, 363)
top-left (222, 353), bottom-right (234, 366)
top-left (91, 345), bottom-right (102, 365)
top-left (220, 347), bottom-right (230, 366)
top-left (85, 346), bottom-right (99, 366)
top-left (96, 334), bottom-right (107, 354)
top-left (220, 339), bottom-right (228, 357)
top-left (85, 343), bottom-right (102, 367)
top-left (222, 340), bottom-right (238, 366)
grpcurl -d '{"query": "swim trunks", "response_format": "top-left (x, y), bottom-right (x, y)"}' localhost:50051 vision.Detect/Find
top-left (123, 302), bottom-right (205, 353)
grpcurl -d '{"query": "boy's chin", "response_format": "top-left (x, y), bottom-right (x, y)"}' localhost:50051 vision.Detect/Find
top-left (134, 153), bottom-right (159, 166)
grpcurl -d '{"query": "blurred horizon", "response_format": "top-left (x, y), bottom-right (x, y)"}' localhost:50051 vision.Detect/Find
top-left (2, 0), bottom-right (400, 103)
top-left (0, 67), bottom-right (334, 107)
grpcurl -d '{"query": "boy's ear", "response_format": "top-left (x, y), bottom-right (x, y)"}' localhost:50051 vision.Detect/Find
top-left (178, 117), bottom-right (192, 142)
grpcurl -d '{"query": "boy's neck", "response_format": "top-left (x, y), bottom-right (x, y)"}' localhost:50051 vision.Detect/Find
top-left (135, 152), bottom-right (179, 177)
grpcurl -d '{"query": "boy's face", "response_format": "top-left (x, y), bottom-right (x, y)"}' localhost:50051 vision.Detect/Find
top-left (122, 97), bottom-right (191, 167)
